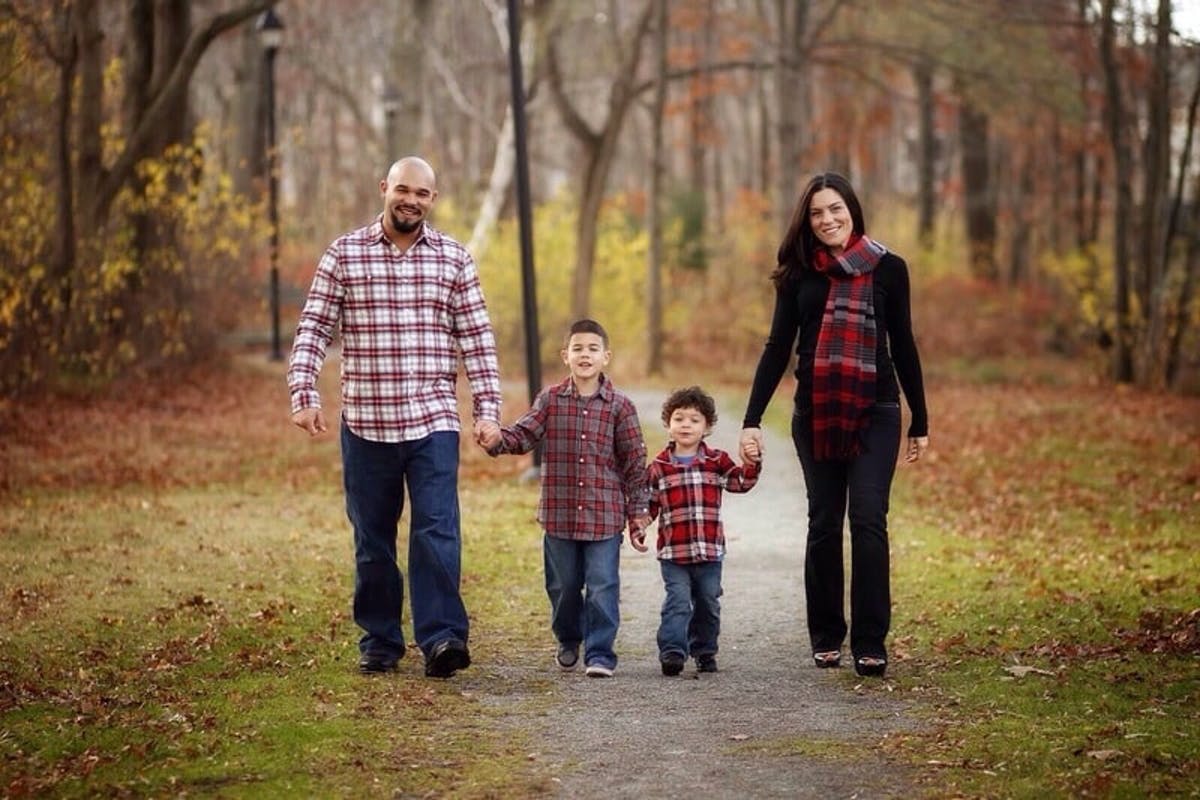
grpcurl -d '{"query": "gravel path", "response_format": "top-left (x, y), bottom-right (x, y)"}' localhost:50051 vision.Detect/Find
top-left (486, 391), bottom-right (921, 799)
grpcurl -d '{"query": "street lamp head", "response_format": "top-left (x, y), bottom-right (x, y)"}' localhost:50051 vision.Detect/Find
top-left (256, 8), bottom-right (284, 53)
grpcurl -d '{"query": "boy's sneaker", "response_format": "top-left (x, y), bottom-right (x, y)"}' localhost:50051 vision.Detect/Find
top-left (556, 643), bottom-right (579, 671)
top-left (660, 652), bottom-right (686, 676)
top-left (584, 663), bottom-right (614, 678)
top-left (696, 654), bottom-right (718, 673)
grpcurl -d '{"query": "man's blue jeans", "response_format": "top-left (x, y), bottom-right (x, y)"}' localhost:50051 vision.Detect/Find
top-left (341, 425), bottom-right (468, 660)
top-left (542, 534), bottom-right (621, 670)
top-left (792, 403), bottom-right (900, 661)
top-left (657, 559), bottom-right (723, 659)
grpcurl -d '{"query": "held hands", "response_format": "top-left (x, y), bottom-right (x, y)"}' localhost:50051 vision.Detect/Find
top-left (291, 408), bottom-right (328, 437)
top-left (905, 435), bottom-right (930, 463)
top-left (739, 427), bottom-right (764, 464)
top-left (627, 515), bottom-right (652, 552)
top-left (474, 420), bottom-right (501, 450)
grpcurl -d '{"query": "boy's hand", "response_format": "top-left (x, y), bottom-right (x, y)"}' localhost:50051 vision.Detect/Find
top-left (629, 528), bottom-right (648, 552)
top-left (628, 518), bottom-right (651, 552)
top-left (741, 446), bottom-right (761, 467)
top-left (739, 427), bottom-right (763, 463)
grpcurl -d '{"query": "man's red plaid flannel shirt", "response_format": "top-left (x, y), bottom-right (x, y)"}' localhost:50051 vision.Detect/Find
top-left (287, 218), bottom-right (501, 441)
top-left (647, 441), bottom-right (760, 564)
top-left (492, 375), bottom-right (648, 540)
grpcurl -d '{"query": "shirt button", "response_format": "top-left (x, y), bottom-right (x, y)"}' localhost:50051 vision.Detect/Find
top-left (581, 434), bottom-right (587, 440)
top-left (577, 505), bottom-right (583, 510)
top-left (579, 457), bottom-right (584, 463)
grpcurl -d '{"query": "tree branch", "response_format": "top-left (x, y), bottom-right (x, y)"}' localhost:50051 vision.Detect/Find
top-left (93, 0), bottom-right (277, 221)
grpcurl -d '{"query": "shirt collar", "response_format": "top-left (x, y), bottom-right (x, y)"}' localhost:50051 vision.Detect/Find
top-left (554, 372), bottom-right (613, 400)
top-left (654, 440), bottom-right (715, 464)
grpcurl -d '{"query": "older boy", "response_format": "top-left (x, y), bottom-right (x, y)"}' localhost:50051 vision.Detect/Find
top-left (634, 386), bottom-right (760, 675)
top-left (480, 319), bottom-right (648, 677)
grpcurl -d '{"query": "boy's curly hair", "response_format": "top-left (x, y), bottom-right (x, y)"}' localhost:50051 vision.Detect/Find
top-left (661, 385), bottom-right (717, 427)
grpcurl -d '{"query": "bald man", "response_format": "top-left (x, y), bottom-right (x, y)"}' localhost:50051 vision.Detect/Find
top-left (288, 157), bottom-right (502, 678)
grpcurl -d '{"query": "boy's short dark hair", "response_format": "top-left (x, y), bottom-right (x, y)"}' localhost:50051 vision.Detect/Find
top-left (565, 318), bottom-right (609, 349)
top-left (661, 385), bottom-right (717, 427)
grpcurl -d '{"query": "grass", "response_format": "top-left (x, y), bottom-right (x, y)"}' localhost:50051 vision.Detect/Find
top-left (0, 476), bottom-right (554, 798)
top-left (0, 361), bottom-right (554, 798)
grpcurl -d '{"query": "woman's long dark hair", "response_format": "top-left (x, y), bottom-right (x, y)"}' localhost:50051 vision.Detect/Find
top-left (771, 172), bottom-right (866, 287)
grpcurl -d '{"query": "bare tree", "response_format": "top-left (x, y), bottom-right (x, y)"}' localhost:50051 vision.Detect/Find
top-left (646, 0), bottom-right (669, 375)
top-left (1099, 0), bottom-right (1135, 382)
top-left (536, 0), bottom-right (656, 318)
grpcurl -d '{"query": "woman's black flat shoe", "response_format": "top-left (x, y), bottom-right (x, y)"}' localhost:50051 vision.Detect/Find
top-left (854, 656), bottom-right (887, 677)
top-left (813, 651), bottom-right (842, 668)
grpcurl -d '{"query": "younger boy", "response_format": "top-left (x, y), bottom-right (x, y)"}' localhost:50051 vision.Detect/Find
top-left (633, 386), bottom-right (760, 675)
top-left (481, 319), bottom-right (648, 677)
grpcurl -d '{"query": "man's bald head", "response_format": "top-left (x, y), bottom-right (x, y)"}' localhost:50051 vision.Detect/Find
top-left (380, 156), bottom-right (439, 240)
top-left (387, 157), bottom-right (437, 189)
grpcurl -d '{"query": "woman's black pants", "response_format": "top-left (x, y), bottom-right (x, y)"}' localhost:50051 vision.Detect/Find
top-left (791, 403), bottom-right (900, 660)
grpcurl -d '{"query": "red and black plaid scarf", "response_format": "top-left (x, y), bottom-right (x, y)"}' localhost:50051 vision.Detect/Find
top-left (811, 234), bottom-right (887, 461)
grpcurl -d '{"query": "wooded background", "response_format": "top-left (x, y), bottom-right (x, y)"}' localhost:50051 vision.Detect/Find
top-left (1, 0), bottom-right (1197, 395)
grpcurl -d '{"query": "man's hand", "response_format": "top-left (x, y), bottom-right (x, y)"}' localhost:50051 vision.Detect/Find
top-left (474, 420), bottom-right (501, 450)
top-left (292, 407), bottom-right (327, 436)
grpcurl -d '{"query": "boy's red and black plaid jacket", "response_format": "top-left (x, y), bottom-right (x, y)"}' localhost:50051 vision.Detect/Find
top-left (647, 441), bottom-right (760, 564)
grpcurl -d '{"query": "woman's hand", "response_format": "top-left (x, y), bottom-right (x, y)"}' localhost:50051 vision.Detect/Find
top-left (739, 428), bottom-right (764, 463)
top-left (904, 435), bottom-right (929, 463)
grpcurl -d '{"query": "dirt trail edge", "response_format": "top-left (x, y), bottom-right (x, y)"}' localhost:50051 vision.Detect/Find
top-left (484, 391), bottom-right (922, 799)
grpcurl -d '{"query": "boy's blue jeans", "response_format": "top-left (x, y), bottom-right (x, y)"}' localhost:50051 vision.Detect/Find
top-left (341, 424), bottom-right (468, 660)
top-left (542, 533), bottom-right (621, 670)
top-left (657, 559), bottom-right (723, 659)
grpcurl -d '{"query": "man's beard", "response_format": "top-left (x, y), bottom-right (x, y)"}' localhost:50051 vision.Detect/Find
top-left (390, 211), bottom-right (422, 233)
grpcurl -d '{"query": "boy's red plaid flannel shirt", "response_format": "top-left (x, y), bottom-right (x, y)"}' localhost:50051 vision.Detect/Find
top-left (647, 441), bottom-right (760, 564)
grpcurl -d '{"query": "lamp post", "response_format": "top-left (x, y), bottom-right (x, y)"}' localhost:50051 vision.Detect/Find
top-left (506, 0), bottom-right (542, 473)
top-left (380, 85), bottom-right (402, 160)
top-left (257, 8), bottom-right (284, 361)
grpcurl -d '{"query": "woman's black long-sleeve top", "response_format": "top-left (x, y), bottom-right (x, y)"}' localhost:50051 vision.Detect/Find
top-left (742, 252), bottom-right (928, 438)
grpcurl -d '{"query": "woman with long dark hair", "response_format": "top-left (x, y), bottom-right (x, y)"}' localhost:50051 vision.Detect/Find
top-left (739, 172), bottom-right (929, 678)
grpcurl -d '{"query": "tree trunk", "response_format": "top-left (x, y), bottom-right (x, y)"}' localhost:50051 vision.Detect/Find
top-left (539, 0), bottom-right (656, 319)
top-left (467, 105), bottom-right (514, 261)
top-left (53, 5), bottom-right (77, 320)
top-left (646, 0), bottom-right (668, 375)
top-left (1007, 142), bottom-right (1034, 285)
top-left (1100, 0), bottom-right (1134, 382)
top-left (387, 0), bottom-right (432, 157)
top-left (914, 55), bottom-right (936, 247)
top-left (1140, 0), bottom-right (1173, 386)
top-left (1073, 0), bottom-right (1090, 250)
top-left (773, 0), bottom-right (809, 227)
top-left (74, 0), bottom-right (103, 218)
top-left (959, 97), bottom-right (997, 281)
top-left (757, 55), bottom-right (771, 200)
top-left (687, 0), bottom-right (715, 231)
top-left (1166, 170), bottom-right (1200, 387)
top-left (232, 22), bottom-right (265, 196)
